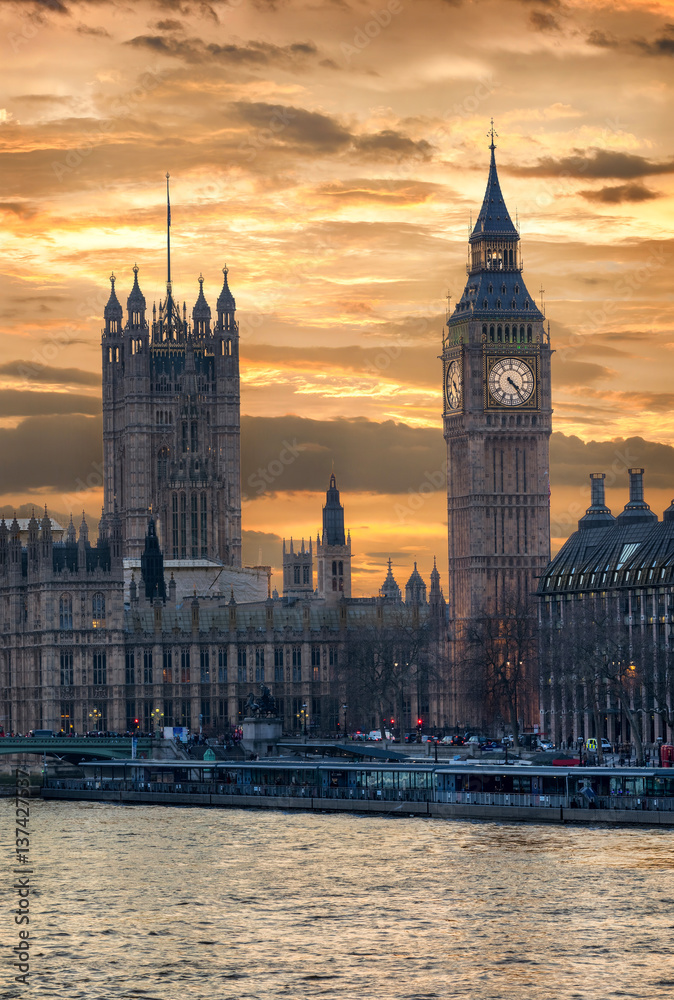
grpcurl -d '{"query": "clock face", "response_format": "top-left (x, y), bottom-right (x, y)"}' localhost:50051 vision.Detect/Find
top-left (488, 357), bottom-right (535, 407)
top-left (445, 360), bottom-right (462, 411)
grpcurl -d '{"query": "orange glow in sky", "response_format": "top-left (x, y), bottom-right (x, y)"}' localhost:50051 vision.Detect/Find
top-left (0, 0), bottom-right (672, 594)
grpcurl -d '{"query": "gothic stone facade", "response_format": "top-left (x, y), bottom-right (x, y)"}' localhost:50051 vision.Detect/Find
top-left (102, 267), bottom-right (241, 565)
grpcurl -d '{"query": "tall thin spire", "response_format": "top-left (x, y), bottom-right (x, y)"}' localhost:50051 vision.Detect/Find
top-left (166, 172), bottom-right (171, 290)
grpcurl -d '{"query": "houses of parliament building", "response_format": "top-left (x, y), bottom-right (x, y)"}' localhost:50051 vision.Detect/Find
top-left (4, 144), bottom-right (666, 745)
top-left (0, 191), bottom-right (449, 738)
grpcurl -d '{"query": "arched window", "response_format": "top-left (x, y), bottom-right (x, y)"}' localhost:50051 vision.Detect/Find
top-left (157, 447), bottom-right (169, 482)
top-left (92, 592), bottom-right (105, 628)
top-left (505, 325), bottom-right (510, 342)
top-left (496, 299), bottom-right (502, 309)
top-left (482, 324), bottom-right (487, 338)
top-left (515, 284), bottom-right (520, 295)
top-left (527, 324), bottom-right (533, 342)
top-left (332, 560), bottom-right (337, 575)
top-left (524, 300), bottom-right (530, 310)
top-left (338, 561), bottom-right (343, 575)
top-left (520, 324), bottom-right (525, 339)
top-left (483, 299), bottom-right (488, 309)
top-left (489, 324), bottom-right (495, 342)
top-left (501, 283), bottom-right (506, 294)
top-left (488, 283), bottom-right (493, 295)
top-left (59, 594), bottom-right (72, 630)
top-left (497, 325), bottom-right (502, 342)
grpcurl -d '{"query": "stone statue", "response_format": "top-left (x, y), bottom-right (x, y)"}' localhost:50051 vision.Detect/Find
top-left (245, 685), bottom-right (277, 717)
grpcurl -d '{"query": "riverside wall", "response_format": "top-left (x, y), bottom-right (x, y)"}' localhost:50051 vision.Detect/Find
top-left (40, 786), bottom-right (674, 827)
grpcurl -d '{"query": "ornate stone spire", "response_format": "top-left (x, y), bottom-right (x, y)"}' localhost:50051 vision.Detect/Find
top-left (380, 557), bottom-right (402, 602)
top-left (470, 125), bottom-right (519, 241)
top-left (104, 273), bottom-right (123, 330)
top-left (127, 264), bottom-right (147, 326)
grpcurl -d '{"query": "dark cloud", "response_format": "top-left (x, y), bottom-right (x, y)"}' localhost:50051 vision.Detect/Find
top-left (0, 200), bottom-right (38, 219)
top-left (550, 433), bottom-right (674, 494)
top-left (0, 390), bottom-right (101, 417)
top-left (0, 361), bottom-right (100, 387)
top-left (231, 101), bottom-right (351, 151)
top-left (552, 357), bottom-right (615, 387)
top-left (586, 29), bottom-right (618, 48)
top-left (125, 34), bottom-right (324, 71)
top-left (76, 23), bottom-right (109, 36)
top-left (529, 10), bottom-right (560, 32)
top-left (231, 103), bottom-right (435, 162)
top-left (512, 149), bottom-right (674, 180)
top-left (0, 415), bottom-right (102, 493)
top-left (154, 18), bottom-right (183, 29)
top-left (240, 416), bottom-right (445, 496)
top-left (578, 183), bottom-right (660, 204)
top-left (241, 529), bottom-right (282, 568)
top-left (634, 24), bottom-right (674, 57)
top-left (353, 131), bottom-right (434, 162)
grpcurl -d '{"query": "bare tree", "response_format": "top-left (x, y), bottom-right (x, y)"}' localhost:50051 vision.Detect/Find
top-left (342, 606), bottom-right (433, 736)
top-left (464, 589), bottom-right (539, 747)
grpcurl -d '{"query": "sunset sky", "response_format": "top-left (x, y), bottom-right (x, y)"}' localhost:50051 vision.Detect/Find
top-left (0, 0), bottom-right (672, 595)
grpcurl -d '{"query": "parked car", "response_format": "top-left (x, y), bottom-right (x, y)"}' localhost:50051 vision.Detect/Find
top-left (479, 740), bottom-right (502, 751)
top-left (538, 739), bottom-right (554, 751)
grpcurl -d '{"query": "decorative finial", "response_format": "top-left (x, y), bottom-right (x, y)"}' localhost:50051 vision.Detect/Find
top-left (223, 264), bottom-right (228, 277)
top-left (110, 272), bottom-right (115, 287)
top-left (488, 118), bottom-right (498, 150)
top-left (133, 263), bottom-right (138, 277)
top-left (198, 273), bottom-right (204, 287)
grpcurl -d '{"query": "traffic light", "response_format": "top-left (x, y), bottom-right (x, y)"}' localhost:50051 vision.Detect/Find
top-left (390, 718), bottom-right (395, 725)
top-left (417, 718), bottom-right (423, 729)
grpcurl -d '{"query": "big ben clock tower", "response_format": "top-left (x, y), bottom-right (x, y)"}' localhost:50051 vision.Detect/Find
top-left (442, 129), bottom-right (552, 644)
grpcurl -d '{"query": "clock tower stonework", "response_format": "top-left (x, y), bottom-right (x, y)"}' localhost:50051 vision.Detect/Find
top-left (442, 138), bottom-right (552, 720)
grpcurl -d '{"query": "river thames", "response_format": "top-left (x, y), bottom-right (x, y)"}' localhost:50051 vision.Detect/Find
top-left (3, 801), bottom-right (673, 999)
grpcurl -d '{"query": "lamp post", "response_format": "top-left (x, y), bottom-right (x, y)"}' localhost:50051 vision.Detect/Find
top-left (151, 708), bottom-right (164, 739)
top-left (302, 702), bottom-right (308, 739)
top-left (342, 703), bottom-right (348, 739)
top-left (88, 708), bottom-right (101, 734)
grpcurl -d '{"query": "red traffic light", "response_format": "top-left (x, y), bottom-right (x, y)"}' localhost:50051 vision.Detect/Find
top-left (417, 719), bottom-right (423, 726)
top-left (390, 718), bottom-right (395, 724)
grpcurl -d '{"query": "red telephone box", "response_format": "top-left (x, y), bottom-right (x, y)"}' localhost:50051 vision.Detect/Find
top-left (659, 744), bottom-right (673, 767)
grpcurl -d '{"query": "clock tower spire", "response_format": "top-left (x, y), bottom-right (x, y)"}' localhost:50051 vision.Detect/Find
top-left (442, 133), bottom-right (552, 727)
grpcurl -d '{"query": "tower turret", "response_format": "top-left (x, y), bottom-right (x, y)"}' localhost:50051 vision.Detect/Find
top-left (316, 473), bottom-right (351, 602)
top-left (192, 274), bottom-right (212, 337)
top-left (127, 264), bottom-right (147, 329)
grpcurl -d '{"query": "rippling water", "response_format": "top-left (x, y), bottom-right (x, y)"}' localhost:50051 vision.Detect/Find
top-left (2, 801), bottom-right (673, 999)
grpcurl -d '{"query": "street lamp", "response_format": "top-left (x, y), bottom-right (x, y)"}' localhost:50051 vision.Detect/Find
top-left (342, 703), bottom-right (348, 739)
top-left (302, 702), bottom-right (308, 738)
top-left (88, 708), bottom-right (101, 734)
top-left (151, 708), bottom-right (164, 738)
